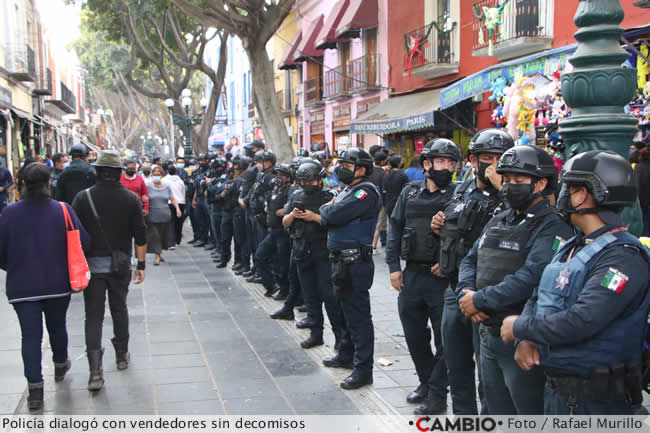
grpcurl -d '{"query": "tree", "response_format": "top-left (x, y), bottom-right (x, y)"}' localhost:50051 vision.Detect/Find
top-left (171, 0), bottom-right (295, 162)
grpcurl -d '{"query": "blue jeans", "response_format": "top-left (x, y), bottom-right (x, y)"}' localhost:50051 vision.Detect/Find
top-left (13, 296), bottom-right (71, 383)
top-left (479, 325), bottom-right (545, 414)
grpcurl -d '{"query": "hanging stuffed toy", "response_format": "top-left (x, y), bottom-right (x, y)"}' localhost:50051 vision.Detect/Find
top-left (404, 24), bottom-right (433, 77)
top-left (488, 76), bottom-right (508, 102)
top-left (473, 0), bottom-right (509, 56)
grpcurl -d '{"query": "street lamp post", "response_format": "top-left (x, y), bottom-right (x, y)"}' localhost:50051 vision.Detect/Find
top-left (165, 89), bottom-right (208, 160)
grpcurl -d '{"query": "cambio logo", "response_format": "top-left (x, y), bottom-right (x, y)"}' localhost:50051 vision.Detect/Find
top-left (409, 416), bottom-right (499, 432)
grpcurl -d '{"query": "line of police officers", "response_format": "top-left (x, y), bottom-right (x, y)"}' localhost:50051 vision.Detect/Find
top-left (187, 130), bottom-right (649, 414)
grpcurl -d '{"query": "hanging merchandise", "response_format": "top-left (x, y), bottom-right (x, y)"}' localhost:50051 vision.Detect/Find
top-left (473, 0), bottom-right (509, 56)
top-left (638, 45), bottom-right (649, 91)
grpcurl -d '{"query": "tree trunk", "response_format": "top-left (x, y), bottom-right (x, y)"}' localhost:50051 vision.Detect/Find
top-left (245, 41), bottom-right (294, 163)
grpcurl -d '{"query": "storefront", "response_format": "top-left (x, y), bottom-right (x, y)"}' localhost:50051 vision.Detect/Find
top-left (309, 110), bottom-right (326, 153)
top-left (332, 103), bottom-right (351, 152)
top-left (354, 97), bottom-right (380, 149)
top-left (0, 86), bottom-right (11, 169)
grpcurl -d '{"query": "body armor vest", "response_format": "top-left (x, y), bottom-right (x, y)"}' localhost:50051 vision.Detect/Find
top-left (400, 182), bottom-right (453, 264)
top-left (327, 181), bottom-right (380, 250)
top-left (535, 232), bottom-right (650, 376)
top-left (475, 206), bottom-right (556, 321)
top-left (222, 177), bottom-right (236, 211)
top-left (267, 185), bottom-right (289, 228)
top-left (291, 189), bottom-right (332, 241)
top-left (440, 179), bottom-right (502, 278)
top-left (250, 171), bottom-right (272, 212)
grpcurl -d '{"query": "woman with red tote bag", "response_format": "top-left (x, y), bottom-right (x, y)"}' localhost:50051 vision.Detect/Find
top-left (0, 163), bottom-right (90, 410)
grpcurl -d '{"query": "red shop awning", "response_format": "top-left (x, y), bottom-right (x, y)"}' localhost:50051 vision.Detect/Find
top-left (278, 31), bottom-right (303, 70)
top-left (293, 15), bottom-right (325, 62)
top-left (315, 0), bottom-right (351, 50)
top-left (335, 0), bottom-right (378, 39)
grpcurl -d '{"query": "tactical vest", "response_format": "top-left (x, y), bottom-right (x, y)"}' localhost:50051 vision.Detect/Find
top-left (327, 181), bottom-right (380, 251)
top-left (222, 177), bottom-right (236, 211)
top-left (439, 179), bottom-right (502, 278)
top-left (250, 171), bottom-right (272, 212)
top-left (291, 189), bottom-right (332, 241)
top-left (535, 232), bottom-right (650, 377)
top-left (400, 182), bottom-right (453, 264)
top-left (267, 185), bottom-right (289, 228)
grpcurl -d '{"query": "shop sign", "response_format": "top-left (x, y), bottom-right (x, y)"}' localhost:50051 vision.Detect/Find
top-left (356, 97), bottom-right (380, 115)
top-left (440, 44), bottom-right (577, 110)
top-left (311, 111), bottom-right (324, 122)
top-left (350, 111), bottom-right (434, 135)
top-left (0, 86), bottom-right (11, 108)
top-left (333, 104), bottom-right (351, 131)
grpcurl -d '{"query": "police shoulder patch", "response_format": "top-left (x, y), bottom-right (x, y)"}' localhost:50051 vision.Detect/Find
top-left (354, 190), bottom-right (367, 200)
top-left (601, 268), bottom-right (629, 294)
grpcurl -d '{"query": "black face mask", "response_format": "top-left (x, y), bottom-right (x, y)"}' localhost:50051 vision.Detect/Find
top-left (427, 168), bottom-right (453, 188)
top-left (502, 182), bottom-right (539, 211)
top-left (557, 184), bottom-right (598, 223)
top-left (335, 165), bottom-right (355, 185)
top-left (302, 184), bottom-right (320, 194)
top-left (142, 169), bottom-right (151, 176)
top-left (213, 169), bottom-right (224, 177)
top-left (125, 168), bottom-right (136, 177)
top-left (200, 163), bottom-right (209, 170)
top-left (477, 162), bottom-right (492, 186)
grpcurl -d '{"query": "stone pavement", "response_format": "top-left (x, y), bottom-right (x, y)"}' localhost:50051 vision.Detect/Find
top-left (4, 241), bottom-right (649, 416)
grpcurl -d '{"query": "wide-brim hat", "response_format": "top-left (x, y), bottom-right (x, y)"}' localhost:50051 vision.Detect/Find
top-left (93, 150), bottom-right (123, 168)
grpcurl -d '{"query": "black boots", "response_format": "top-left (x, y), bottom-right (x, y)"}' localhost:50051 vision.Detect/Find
top-left (87, 349), bottom-right (104, 391)
top-left (27, 382), bottom-right (43, 410)
top-left (300, 333), bottom-right (324, 349)
top-left (340, 372), bottom-right (373, 390)
top-left (413, 392), bottom-right (447, 415)
top-left (322, 355), bottom-right (353, 369)
top-left (263, 284), bottom-right (279, 297)
top-left (270, 308), bottom-right (294, 320)
top-left (111, 338), bottom-right (130, 370)
top-left (54, 359), bottom-right (71, 382)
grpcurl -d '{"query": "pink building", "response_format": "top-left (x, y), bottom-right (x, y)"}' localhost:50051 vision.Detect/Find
top-left (291, 0), bottom-right (388, 154)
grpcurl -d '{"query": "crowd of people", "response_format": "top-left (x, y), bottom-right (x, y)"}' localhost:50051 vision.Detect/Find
top-left (0, 128), bottom-right (649, 417)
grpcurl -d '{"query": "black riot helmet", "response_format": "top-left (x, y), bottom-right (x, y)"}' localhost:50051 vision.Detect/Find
top-left (468, 128), bottom-right (515, 156)
top-left (273, 163), bottom-right (294, 181)
top-left (497, 144), bottom-right (557, 194)
top-left (338, 147), bottom-right (374, 176)
top-left (296, 159), bottom-right (326, 182)
top-left (69, 143), bottom-right (88, 158)
top-left (231, 155), bottom-right (249, 171)
top-left (298, 148), bottom-right (310, 157)
top-left (254, 149), bottom-right (277, 166)
top-left (188, 158), bottom-right (198, 166)
top-left (559, 150), bottom-right (636, 211)
top-left (245, 140), bottom-right (265, 157)
top-left (198, 153), bottom-right (209, 161)
top-left (211, 157), bottom-right (227, 170)
top-left (289, 156), bottom-right (303, 170)
top-left (419, 138), bottom-right (463, 165)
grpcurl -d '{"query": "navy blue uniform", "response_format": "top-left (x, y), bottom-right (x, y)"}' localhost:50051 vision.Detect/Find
top-left (320, 181), bottom-right (381, 377)
top-left (256, 182), bottom-right (291, 293)
top-left (386, 180), bottom-right (452, 406)
top-left (192, 169), bottom-right (210, 244)
top-left (282, 185), bottom-right (305, 311)
top-left (207, 172), bottom-right (227, 255)
top-left (227, 176), bottom-right (249, 268)
top-left (458, 198), bottom-right (573, 415)
top-left (514, 226), bottom-right (649, 414)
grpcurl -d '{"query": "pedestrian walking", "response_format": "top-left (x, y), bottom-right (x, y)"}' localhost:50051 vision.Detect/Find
top-left (0, 163), bottom-right (90, 409)
top-left (55, 144), bottom-right (95, 205)
top-left (50, 153), bottom-right (65, 200)
top-left (502, 150), bottom-right (649, 415)
top-left (147, 165), bottom-right (182, 265)
top-left (120, 159), bottom-right (149, 216)
top-left (72, 150), bottom-right (147, 391)
top-left (320, 148), bottom-right (381, 390)
top-left (0, 155), bottom-right (14, 213)
top-left (164, 164), bottom-right (187, 246)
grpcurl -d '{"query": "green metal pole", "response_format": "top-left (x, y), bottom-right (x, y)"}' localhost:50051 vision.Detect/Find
top-left (560, 0), bottom-right (642, 234)
top-left (184, 105), bottom-right (194, 160)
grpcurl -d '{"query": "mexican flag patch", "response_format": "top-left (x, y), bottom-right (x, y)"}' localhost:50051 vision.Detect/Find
top-left (551, 236), bottom-right (565, 252)
top-left (601, 268), bottom-right (629, 294)
top-left (354, 190), bottom-right (367, 200)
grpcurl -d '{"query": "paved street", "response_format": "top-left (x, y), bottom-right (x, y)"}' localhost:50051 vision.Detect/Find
top-left (0, 238), bottom-right (425, 416)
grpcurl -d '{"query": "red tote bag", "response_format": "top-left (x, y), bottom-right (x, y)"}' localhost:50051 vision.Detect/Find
top-left (60, 202), bottom-right (90, 292)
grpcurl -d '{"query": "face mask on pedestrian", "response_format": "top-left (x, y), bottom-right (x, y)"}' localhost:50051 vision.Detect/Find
top-left (200, 162), bottom-right (209, 170)
top-left (334, 165), bottom-right (356, 185)
top-left (152, 175), bottom-right (162, 183)
top-left (175, 163), bottom-right (184, 170)
top-left (302, 184), bottom-right (320, 194)
top-left (502, 181), bottom-right (540, 211)
top-left (125, 168), bottom-right (136, 177)
top-left (142, 169), bottom-right (151, 176)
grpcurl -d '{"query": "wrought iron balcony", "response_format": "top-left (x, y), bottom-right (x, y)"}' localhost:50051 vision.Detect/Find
top-left (248, 102), bottom-right (256, 119)
top-left (403, 19), bottom-right (458, 79)
top-left (305, 76), bottom-right (323, 106)
top-left (324, 66), bottom-right (347, 99)
top-left (34, 68), bottom-right (52, 96)
top-left (45, 82), bottom-right (76, 114)
top-left (347, 53), bottom-right (380, 94)
top-left (472, 0), bottom-right (553, 60)
top-left (8, 45), bottom-right (36, 82)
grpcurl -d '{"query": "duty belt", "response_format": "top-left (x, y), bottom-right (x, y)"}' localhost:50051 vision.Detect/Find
top-left (405, 262), bottom-right (434, 273)
top-left (329, 246), bottom-right (373, 264)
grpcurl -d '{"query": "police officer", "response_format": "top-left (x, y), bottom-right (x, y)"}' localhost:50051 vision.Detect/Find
top-left (245, 150), bottom-right (277, 284)
top-left (386, 139), bottom-right (461, 414)
top-left (239, 141), bottom-right (265, 279)
top-left (55, 144), bottom-right (95, 204)
top-left (501, 150), bottom-right (650, 415)
top-left (431, 128), bottom-right (512, 415)
top-left (283, 159), bottom-right (351, 356)
top-left (457, 144), bottom-right (573, 415)
top-left (207, 157), bottom-right (228, 260)
top-left (320, 148), bottom-right (381, 389)
top-left (191, 153), bottom-right (211, 247)
top-left (184, 158), bottom-right (200, 244)
top-left (224, 156), bottom-right (251, 272)
top-left (255, 163), bottom-right (292, 297)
